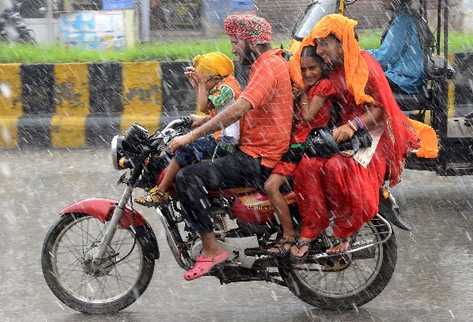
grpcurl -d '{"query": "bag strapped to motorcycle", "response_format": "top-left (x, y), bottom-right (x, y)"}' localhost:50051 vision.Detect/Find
top-left (281, 102), bottom-right (373, 163)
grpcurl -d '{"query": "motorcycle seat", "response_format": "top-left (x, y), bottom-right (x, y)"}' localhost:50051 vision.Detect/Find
top-left (208, 182), bottom-right (294, 199)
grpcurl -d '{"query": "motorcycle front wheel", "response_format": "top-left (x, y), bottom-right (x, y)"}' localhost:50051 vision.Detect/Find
top-left (41, 213), bottom-right (155, 314)
top-left (279, 216), bottom-right (397, 310)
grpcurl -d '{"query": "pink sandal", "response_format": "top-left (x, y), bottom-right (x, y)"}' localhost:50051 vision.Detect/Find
top-left (184, 250), bottom-right (230, 281)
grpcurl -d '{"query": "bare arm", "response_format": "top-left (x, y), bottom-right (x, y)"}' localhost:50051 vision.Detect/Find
top-left (360, 104), bottom-right (384, 131)
top-left (169, 98), bottom-right (251, 151)
top-left (300, 94), bottom-right (327, 122)
top-left (185, 67), bottom-right (211, 114)
top-left (196, 82), bottom-right (210, 114)
top-left (190, 114), bottom-right (211, 128)
top-left (190, 97), bottom-right (251, 140)
top-left (332, 104), bottom-right (384, 143)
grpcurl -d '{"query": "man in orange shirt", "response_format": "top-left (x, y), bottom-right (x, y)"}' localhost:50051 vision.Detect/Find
top-left (169, 14), bottom-right (293, 281)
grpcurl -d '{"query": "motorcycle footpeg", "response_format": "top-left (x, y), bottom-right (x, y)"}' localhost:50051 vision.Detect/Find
top-left (310, 239), bottom-right (379, 260)
top-left (244, 247), bottom-right (276, 257)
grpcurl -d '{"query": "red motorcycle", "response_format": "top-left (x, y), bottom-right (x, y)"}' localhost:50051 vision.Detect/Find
top-left (41, 120), bottom-right (410, 314)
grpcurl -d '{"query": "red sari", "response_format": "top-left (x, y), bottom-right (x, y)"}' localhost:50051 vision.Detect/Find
top-left (293, 52), bottom-right (418, 240)
top-left (272, 79), bottom-right (336, 176)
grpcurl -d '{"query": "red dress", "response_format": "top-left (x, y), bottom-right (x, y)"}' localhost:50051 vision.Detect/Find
top-left (293, 52), bottom-right (418, 240)
top-left (272, 79), bottom-right (336, 176)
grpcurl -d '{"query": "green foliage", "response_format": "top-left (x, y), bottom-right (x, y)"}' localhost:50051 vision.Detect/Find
top-left (0, 39), bottom-right (233, 64)
top-left (359, 30), bottom-right (383, 49)
top-left (444, 32), bottom-right (473, 53)
top-left (358, 30), bottom-right (473, 52)
top-left (0, 31), bottom-right (472, 64)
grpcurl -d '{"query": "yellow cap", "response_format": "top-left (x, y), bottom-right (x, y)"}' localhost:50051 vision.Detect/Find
top-left (192, 52), bottom-right (234, 77)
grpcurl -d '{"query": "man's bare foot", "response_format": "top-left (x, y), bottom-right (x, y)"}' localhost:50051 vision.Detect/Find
top-left (202, 246), bottom-right (228, 258)
top-left (326, 239), bottom-right (350, 254)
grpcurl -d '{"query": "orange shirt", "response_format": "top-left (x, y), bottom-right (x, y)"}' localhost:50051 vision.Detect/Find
top-left (239, 49), bottom-right (293, 168)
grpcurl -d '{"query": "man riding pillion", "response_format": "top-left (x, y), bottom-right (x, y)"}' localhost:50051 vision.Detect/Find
top-left (169, 14), bottom-right (293, 281)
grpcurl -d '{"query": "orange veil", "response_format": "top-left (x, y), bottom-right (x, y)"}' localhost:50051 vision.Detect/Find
top-left (290, 14), bottom-right (373, 106)
top-left (290, 14), bottom-right (420, 185)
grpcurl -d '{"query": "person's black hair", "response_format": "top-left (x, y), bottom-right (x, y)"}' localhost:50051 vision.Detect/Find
top-left (301, 45), bottom-right (327, 77)
top-left (241, 42), bottom-right (272, 65)
top-left (301, 45), bottom-right (317, 58)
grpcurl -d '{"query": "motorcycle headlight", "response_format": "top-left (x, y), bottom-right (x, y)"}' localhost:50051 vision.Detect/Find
top-left (111, 135), bottom-right (125, 170)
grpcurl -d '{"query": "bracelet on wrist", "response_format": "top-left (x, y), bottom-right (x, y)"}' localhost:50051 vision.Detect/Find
top-left (347, 120), bottom-right (358, 132)
top-left (353, 116), bottom-right (366, 130)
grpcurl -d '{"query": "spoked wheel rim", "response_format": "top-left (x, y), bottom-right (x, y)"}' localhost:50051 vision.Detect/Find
top-left (50, 215), bottom-right (144, 304)
top-left (291, 220), bottom-right (384, 299)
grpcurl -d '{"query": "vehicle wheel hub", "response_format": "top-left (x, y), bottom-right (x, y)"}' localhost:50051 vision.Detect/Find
top-left (318, 254), bottom-right (352, 272)
top-left (82, 247), bottom-right (117, 276)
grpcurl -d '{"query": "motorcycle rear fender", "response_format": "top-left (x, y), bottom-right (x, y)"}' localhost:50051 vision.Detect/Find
top-left (379, 194), bottom-right (411, 231)
top-left (60, 198), bottom-right (160, 259)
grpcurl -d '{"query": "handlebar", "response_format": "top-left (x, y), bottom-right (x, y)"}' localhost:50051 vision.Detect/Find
top-left (161, 116), bottom-right (193, 132)
top-left (115, 118), bottom-right (192, 170)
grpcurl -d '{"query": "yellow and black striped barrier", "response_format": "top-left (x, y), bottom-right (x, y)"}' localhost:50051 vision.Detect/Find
top-left (0, 54), bottom-right (472, 149)
top-left (0, 61), bottom-right (198, 148)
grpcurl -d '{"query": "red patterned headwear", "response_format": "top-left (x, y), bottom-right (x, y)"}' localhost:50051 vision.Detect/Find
top-left (224, 14), bottom-right (272, 45)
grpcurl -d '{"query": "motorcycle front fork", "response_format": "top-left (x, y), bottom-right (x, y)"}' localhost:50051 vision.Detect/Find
top-left (91, 185), bottom-right (134, 266)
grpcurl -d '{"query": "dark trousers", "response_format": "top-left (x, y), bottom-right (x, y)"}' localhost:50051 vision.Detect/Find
top-left (175, 150), bottom-right (271, 233)
top-left (174, 135), bottom-right (217, 167)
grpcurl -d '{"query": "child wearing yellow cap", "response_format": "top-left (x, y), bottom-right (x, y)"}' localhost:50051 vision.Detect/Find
top-left (136, 52), bottom-right (241, 207)
top-left (187, 52), bottom-right (241, 140)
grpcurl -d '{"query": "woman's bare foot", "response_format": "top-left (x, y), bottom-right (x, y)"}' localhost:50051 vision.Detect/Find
top-left (267, 236), bottom-right (295, 257)
top-left (290, 238), bottom-right (312, 259)
top-left (326, 239), bottom-right (350, 254)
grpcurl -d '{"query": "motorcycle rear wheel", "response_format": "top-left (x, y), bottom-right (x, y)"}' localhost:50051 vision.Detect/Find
top-left (41, 213), bottom-right (155, 314)
top-left (279, 216), bottom-right (397, 310)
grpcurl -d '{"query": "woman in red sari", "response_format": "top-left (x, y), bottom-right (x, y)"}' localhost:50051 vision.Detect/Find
top-left (289, 14), bottom-right (419, 258)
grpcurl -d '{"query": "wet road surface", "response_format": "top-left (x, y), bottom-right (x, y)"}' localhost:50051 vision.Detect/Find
top-left (0, 149), bottom-right (472, 322)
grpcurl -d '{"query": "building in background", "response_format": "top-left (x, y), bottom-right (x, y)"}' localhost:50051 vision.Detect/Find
top-left (15, 0), bottom-right (473, 45)
top-left (254, 0), bottom-right (311, 33)
top-left (255, 0), bottom-right (466, 33)
top-left (148, 0), bottom-right (256, 38)
top-left (148, 0), bottom-right (471, 39)
top-left (462, 0), bottom-right (473, 32)
top-left (344, 0), bottom-right (464, 31)
top-left (150, 0), bottom-right (201, 31)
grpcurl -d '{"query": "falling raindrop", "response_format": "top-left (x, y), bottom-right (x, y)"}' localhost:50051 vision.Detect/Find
top-left (449, 309), bottom-right (456, 319)
top-left (0, 82), bottom-right (12, 98)
top-left (466, 231), bottom-right (472, 241)
top-left (0, 162), bottom-right (11, 177)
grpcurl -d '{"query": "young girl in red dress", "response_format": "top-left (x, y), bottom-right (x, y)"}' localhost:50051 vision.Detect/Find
top-left (264, 45), bottom-right (336, 256)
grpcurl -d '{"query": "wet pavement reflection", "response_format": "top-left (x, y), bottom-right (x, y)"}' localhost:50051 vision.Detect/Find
top-left (0, 149), bottom-right (472, 322)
